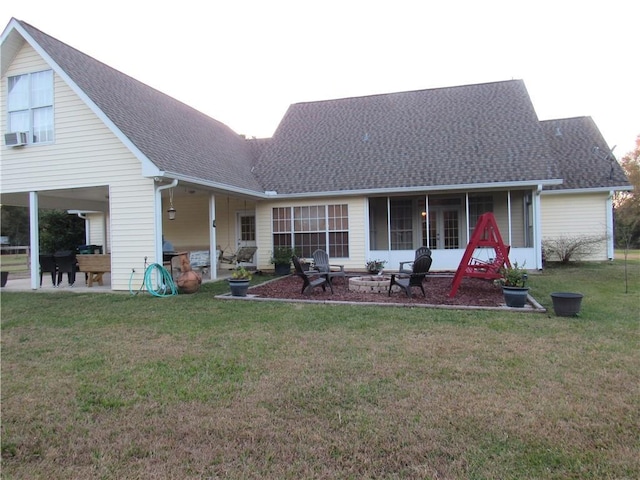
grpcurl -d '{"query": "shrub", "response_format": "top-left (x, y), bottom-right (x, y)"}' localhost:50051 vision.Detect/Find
top-left (542, 234), bottom-right (607, 264)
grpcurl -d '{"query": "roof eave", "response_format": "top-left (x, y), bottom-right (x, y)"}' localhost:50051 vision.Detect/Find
top-left (264, 179), bottom-right (564, 200)
top-left (541, 185), bottom-right (633, 195)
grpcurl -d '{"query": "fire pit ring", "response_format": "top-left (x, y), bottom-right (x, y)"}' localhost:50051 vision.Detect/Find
top-left (349, 275), bottom-right (395, 294)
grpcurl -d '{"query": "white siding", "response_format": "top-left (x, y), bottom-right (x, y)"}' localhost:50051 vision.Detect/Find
top-left (541, 192), bottom-right (610, 260)
top-left (2, 42), bottom-right (157, 290)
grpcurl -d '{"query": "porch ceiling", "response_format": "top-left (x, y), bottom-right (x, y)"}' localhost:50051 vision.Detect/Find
top-left (0, 186), bottom-right (110, 211)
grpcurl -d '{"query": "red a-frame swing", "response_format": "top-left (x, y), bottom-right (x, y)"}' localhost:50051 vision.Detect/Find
top-left (448, 212), bottom-right (511, 297)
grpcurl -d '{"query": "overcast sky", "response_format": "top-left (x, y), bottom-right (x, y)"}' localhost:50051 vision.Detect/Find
top-left (3, 0), bottom-right (639, 158)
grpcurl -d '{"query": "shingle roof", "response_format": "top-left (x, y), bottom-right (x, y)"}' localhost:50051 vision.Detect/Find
top-left (7, 19), bottom-right (630, 198)
top-left (15, 20), bottom-right (264, 194)
top-left (253, 80), bottom-right (563, 194)
top-left (540, 117), bottom-right (630, 190)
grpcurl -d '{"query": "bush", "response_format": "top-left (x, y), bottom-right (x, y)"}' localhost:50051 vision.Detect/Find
top-left (542, 234), bottom-right (607, 264)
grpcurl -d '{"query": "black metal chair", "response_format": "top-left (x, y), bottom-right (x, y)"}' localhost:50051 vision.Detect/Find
top-left (39, 254), bottom-right (58, 287)
top-left (54, 250), bottom-right (77, 286)
top-left (399, 246), bottom-right (432, 274)
top-left (293, 255), bottom-right (333, 295)
top-left (389, 254), bottom-right (432, 297)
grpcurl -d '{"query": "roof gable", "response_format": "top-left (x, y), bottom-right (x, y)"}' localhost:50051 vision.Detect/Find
top-left (254, 80), bottom-right (562, 194)
top-left (6, 19), bottom-right (264, 194)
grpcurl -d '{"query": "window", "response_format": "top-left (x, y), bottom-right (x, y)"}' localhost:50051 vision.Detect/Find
top-left (7, 70), bottom-right (54, 144)
top-left (390, 199), bottom-right (413, 250)
top-left (469, 195), bottom-right (493, 232)
top-left (272, 204), bottom-right (349, 257)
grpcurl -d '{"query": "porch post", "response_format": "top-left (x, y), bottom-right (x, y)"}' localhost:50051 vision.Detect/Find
top-left (29, 191), bottom-right (40, 290)
top-left (606, 191), bottom-right (614, 260)
top-left (507, 190), bottom-right (513, 245)
top-left (209, 194), bottom-right (217, 280)
top-left (534, 185), bottom-right (543, 269)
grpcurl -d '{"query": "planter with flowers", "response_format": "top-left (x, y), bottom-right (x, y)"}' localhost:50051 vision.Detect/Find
top-left (228, 265), bottom-right (252, 297)
top-left (496, 261), bottom-right (529, 308)
top-left (366, 259), bottom-right (387, 275)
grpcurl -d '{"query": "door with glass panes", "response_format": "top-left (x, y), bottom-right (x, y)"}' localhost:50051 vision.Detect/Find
top-left (425, 207), bottom-right (461, 250)
top-left (236, 211), bottom-right (257, 266)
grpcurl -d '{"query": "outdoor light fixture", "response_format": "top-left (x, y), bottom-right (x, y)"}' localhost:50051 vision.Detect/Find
top-left (167, 188), bottom-right (176, 220)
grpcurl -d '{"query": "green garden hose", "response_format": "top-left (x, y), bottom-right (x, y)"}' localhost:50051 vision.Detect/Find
top-left (129, 263), bottom-right (178, 297)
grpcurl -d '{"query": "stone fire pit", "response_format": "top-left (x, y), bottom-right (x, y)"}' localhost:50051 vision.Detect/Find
top-left (349, 275), bottom-right (397, 294)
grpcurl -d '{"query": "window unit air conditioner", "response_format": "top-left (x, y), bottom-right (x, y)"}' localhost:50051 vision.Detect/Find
top-left (4, 132), bottom-right (28, 147)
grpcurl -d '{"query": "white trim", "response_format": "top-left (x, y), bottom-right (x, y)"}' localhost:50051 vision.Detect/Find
top-left (541, 186), bottom-right (632, 195)
top-left (267, 179), bottom-right (564, 200)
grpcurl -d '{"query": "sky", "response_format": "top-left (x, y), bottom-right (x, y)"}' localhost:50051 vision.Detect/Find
top-left (3, 0), bottom-right (639, 159)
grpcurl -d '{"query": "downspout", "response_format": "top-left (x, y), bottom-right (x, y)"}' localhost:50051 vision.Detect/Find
top-left (155, 179), bottom-right (178, 263)
top-left (74, 212), bottom-right (90, 244)
top-left (606, 190), bottom-right (614, 260)
top-left (534, 185), bottom-right (543, 270)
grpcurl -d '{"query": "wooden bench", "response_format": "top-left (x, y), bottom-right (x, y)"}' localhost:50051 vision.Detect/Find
top-left (76, 254), bottom-right (111, 287)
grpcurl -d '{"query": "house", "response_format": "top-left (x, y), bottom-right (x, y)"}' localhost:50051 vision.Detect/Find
top-left (1, 19), bottom-right (631, 291)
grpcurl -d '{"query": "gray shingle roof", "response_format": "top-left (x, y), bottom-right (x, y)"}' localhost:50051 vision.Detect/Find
top-left (9, 19), bottom-right (630, 198)
top-left (540, 117), bottom-right (630, 190)
top-left (16, 20), bottom-right (264, 194)
top-left (253, 80), bottom-right (563, 194)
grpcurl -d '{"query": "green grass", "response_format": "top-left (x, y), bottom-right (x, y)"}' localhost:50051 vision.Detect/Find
top-left (1, 258), bottom-right (639, 479)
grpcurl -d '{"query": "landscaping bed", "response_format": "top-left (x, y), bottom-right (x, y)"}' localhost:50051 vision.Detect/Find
top-left (247, 273), bottom-right (508, 307)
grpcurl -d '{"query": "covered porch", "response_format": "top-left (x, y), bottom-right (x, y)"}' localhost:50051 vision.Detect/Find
top-left (366, 188), bottom-right (542, 271)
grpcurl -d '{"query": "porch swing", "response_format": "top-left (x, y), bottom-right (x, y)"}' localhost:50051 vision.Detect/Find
top-left (218, 197), bottom-right (257, 266)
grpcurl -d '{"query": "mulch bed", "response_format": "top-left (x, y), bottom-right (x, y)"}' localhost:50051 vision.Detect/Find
top-left (246, 274), bottom-right (506, 307)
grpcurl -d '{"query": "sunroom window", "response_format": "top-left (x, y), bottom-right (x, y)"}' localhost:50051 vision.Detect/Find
top-left (272, 204), bottom-right (349, 258)
top-left (7, 70), bottom-right (54, 144)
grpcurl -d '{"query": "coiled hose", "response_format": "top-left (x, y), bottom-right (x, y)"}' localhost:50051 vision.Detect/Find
top-left (129, 263), bottom-right (178, 297)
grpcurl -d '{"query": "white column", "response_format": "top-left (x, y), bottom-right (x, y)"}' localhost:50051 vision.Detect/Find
top-left (534, 186), bottom-right (543, 269)
top-left (209, 194), bottom-right (217, 280)
top-left (29, 191), bottom-right (40, 290)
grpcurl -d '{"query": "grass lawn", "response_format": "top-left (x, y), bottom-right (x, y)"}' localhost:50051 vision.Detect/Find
top-left (1, 258), bottom-right (639, 479)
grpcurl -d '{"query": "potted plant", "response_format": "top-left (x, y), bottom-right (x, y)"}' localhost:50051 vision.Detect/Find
top-left (496, 261), bottom-right (529, 308)
top-left (270, 247), bottom-right (295, 275)
top-left (366, 259), bottom-right (387, 274)
top-left (228, 265), bottom-right (252, 297)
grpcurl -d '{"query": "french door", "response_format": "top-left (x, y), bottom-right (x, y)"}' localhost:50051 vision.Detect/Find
top-left (427, 207), bottom-right (460, 250)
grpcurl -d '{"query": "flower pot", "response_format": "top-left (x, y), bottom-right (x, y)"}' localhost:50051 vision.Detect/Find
top-left (502, 286), bottom-right (529, 308)
top-left (550, 292), bottom-right (583, 317)
top-left (274, 263), bottom-right (291, 276)
top-left (228, 279), bottom-right (250, 297)
top-left (0, 271), bottom-right (8, 288)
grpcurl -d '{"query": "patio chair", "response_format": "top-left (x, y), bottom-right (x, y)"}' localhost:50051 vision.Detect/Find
top-left (311, 249), bottom-right (346, 285)
top-left (293, 255), bottom-right (333, 295)
top-left (54, 250), bottom-right (77, 287)
top-left (399, 246), bottom-right (431, 274)
top-left (219, 246), bottom-right (257, 265)
top-left (389, 254), bottom-right (432, 297)
top-left (39, 254), bottom-right (58, 287)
